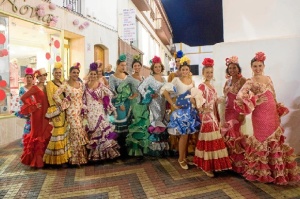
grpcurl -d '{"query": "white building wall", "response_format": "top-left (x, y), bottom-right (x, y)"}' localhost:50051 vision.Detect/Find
top-left (223, 0), bottom-right (300, 42)
top-left (215, 0), bottom-right (300, 154)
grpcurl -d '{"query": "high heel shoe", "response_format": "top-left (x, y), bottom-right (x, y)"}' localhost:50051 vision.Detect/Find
top-left (204, 171), bottom-right (214, 177)
top-left (178, 159), bottom-right (188, 170)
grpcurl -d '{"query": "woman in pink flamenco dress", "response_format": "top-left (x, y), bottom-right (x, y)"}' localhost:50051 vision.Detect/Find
top-left (221, 56), bottom-right (247, 173)
top-left (234, 52), bottom-right (300, 185)
top-left (194, 58), bottom-right (232, 177)
top-left (20, 68), bottom-right (53, 168)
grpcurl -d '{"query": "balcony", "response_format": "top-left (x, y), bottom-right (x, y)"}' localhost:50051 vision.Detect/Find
top-left (155, 18), bottom-right (172, 45)
top-left (63, 0), bottom-right (82, 14)
top-left (132, 0), bottom-right (151, 12)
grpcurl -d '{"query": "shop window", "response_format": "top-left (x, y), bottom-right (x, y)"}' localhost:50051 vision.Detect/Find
top-left (0, 16), bottom-right (9, 115)
top-left (0, 17), bottom-right (62, 115)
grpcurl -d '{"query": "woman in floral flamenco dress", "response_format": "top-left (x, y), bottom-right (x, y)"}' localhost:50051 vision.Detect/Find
top-left (20, 68), bottom-right (53, 168)
top-left (138, 56), bottom-right (169, 157)
top-left (53, 66), bottom-right (88, 165)
top-left (221, 56), bottom-right (247, 173)
top-left (234, 52), bottom-right (300, 184)
top-left (84, 63), bottom-right (120, 161)
top-left (194, 58), bottom-right (232, 177)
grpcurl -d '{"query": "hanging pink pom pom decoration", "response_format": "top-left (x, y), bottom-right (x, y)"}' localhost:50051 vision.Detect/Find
top-left (45, 52), bottom-right (51, 60)
top-left (66, 4), bottom-right (72, 10)
top-left (49, 3), bottom-right (56, 10)
top-left (79, 25), bottom-right (85, 30)
top-left (49, 21), bottom-right (56, 27)
top-left (0, 33), bottom-right (6, 44)
top-left (73, 19), bottom-right (79, 26)
top-left (54, 40), bottom-right (60, 48)
top-left (83, 21), bottom-right (90, 28)
top-left (37, 9), bottom-right (45, 17)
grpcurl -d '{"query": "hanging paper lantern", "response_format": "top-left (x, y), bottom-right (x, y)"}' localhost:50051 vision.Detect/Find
top-left (45, 52), bottom-right (51, 60)
top-left (73, 19), bottom-right (79, 26)
top-left (54, 40), bottom-right (60, 48)
top-left (0, 33), bottom-right (6, 44)
top-left (0, 80), bottom-right (7, 87)
top-left (56, 55), bottom-right (61, 62)
top-left (49, 3), bottom-right (56, 10)
top-left (0, 90), bottom-right (6, 101)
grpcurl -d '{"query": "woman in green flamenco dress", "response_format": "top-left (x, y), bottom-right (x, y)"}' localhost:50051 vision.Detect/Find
top-left (126, 55), bottom-right (150, 159)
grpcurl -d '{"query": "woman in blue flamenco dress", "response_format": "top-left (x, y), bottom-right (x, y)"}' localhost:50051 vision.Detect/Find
top-left (162, 56), bottom-right (201, 169)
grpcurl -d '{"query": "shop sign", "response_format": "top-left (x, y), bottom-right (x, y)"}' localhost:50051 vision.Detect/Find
top-left (0, 0), bottom-right (54, 23)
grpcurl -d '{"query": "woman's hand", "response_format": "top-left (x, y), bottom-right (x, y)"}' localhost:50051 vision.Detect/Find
top-left (120, 105), bottom-right (125, 111)
top-left (237, 114), bottom-right (245, 123)
top-left (151, 93), bottom-right (158, 99)
top-left (172, 103), bottom-right (180, 110)
top-left (128, 93), bottom-right (138, 99)
top-left (36, 103), bottom-right (42, 109)
top-left (256, 96), bottom-right (268, 105)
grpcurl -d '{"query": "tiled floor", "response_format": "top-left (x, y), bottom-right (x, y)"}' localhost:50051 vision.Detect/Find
top-left (0, 140), bottom-right (299, 199)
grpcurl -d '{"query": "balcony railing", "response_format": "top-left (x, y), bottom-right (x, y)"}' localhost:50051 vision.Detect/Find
top-left (63, 0), bottom-right (82, 14)
top-left (155, 18), bottom-right (172, 45)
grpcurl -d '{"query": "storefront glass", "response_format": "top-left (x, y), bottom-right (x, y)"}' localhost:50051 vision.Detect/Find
top-left (0, 16), bottom-right (62, 115)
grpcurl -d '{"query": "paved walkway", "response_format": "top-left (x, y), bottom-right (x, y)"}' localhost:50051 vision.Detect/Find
top-left (0, 140), bottom-right (299, 199)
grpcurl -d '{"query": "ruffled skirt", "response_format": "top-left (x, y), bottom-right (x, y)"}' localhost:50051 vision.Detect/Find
top-left (243, 127), bottom-right (300, 185)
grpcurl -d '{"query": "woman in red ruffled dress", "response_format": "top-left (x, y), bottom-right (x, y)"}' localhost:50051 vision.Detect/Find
top-left (20, 68), bottom-right (53, 168)
top-left (221, 56), bottom-right (247, 173)
top-left (194, 58), bottom-right (232, 177)
top-left (235, 52), bottom-right (300, 184)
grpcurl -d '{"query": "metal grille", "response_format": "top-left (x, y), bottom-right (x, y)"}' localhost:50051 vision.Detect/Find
top-left (63, 0), bottom-right (81, 14)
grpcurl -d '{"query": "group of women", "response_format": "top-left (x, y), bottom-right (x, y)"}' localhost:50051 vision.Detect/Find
top-left (16, 51), bottom-right (299, 185)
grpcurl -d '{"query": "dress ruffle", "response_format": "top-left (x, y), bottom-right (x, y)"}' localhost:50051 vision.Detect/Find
top-left (68, 127), bottom-right (88, 165)
top-left (21, 124), bottom-right (53, 168)
top-left (221, 119), bottom-right (247, 174)
top-left (126, 101), bottom-right (150, 156)
top-left (168, 107), bottom-right (200, 135)
top-left (243, 127), bottom-right (300, 185)
top-left (86, 116), bottom-right (120, 161)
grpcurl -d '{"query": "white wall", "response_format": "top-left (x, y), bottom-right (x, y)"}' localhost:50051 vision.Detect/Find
top-left (84, 0), bottom-right (118, 30)
top-left (213, 37), bottom-right (300, 154)
top-left (223, 0), bottom-right (300, 42)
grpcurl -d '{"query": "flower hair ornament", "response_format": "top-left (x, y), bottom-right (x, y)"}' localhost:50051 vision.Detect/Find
top-left (119, 54), bottom-right (127, 62)
top-left (202, 58), bottom-right (214, 67)
top-left (180, 55), bottom-right (190, 65)
top-left (72, 62), bottom-right (81, 69)
top-left (89, 62), bottom-right (98, 71)
top-left (254, 52), bottom-right (266, 62)
top-left (150, 56), bottom-right (161, 65)
top-left (54, 62), bottom-right (62, 69)
top-left (174, 50), bottom-right (184, 59)
top-left (133, 54), bottom-right (141, 62)
top-left (25, 67), bottom-right (34, 76)
top-left (225, 56), bottom-right (239, 66)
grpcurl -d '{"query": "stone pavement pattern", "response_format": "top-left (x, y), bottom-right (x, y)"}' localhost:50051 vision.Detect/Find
top-left (0, 140), bottom-right (300, 199)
